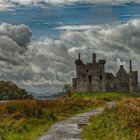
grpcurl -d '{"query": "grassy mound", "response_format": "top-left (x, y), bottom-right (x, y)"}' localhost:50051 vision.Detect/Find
top-left (83, 98), bottom-right (140, 140)
top-left (72, 92), bottom-right (136, 101)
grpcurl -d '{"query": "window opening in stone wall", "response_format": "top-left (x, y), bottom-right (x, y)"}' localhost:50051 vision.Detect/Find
top-left (88, 76), bottom-right (92, 83)
top-left (99, 75), bottom-right (102, 80)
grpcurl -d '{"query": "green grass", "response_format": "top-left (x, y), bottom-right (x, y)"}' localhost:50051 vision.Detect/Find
top-left (1, 119), bottom-right (53, 140)
top-left (72, 92), bottom-right (136, 101)
top-left (82, 98), bottom-right (140, 140)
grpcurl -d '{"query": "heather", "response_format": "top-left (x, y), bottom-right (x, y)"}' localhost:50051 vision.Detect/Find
top-left (0, 97), bottom-right (104, 140)
top-left (0, 92), bottom-right (137, 140)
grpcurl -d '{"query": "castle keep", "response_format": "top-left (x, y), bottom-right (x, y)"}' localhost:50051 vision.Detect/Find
top-left (72, 54), bottom-right (138, 92)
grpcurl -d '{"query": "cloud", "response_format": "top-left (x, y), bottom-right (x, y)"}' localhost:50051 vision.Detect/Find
top-left (28, 19), bottom-right (140, 88)
top-left (55, 25), bottom-right (96, 31)
top-left (0, 2), bottom-right (15, 11)
top-left (0, 23), bottom-right (32, 82)
top-left (1, 0), bottom-right (140, 11)
top-left (27, 37), bottom-right (75, 85)
top-left (0, 23), bottom-right (32, 48)
top-left (0, 19), bottom-right (140, 92)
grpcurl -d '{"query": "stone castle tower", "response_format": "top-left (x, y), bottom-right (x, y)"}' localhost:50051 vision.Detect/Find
top-left (72, 54), bottom-right (138, 92)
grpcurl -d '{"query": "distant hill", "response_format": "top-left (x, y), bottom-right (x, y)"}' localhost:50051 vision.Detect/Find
top-left (32, 92), bottom-right (67, 99)
top-left (0, 81), bottom-right (33, 100)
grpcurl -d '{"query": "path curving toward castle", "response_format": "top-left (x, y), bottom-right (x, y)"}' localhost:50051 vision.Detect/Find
top-left (38, 102), bottom-right (116, 140)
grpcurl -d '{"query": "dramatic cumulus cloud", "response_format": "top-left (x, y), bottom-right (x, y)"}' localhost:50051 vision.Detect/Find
top-left (57, 20), bottom-right (140, 74)
top-left (0, 23), bottom-right (32, 77)
top-left (1, 0), bottom-right (140, 11)
top-left (0, 23), bottom-right (32, 48)
top-left (25, 19), bottom-right (140, 87)
top-left (0, 19), bottom-right (140, 92)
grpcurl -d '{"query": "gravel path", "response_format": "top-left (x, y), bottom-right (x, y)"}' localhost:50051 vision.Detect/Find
top-left (38, 102), bottom-right (116, 140)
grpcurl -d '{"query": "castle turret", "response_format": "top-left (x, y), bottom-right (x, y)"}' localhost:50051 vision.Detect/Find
top-left (78, 53), bottom-right (81, 60)
top-left (130, 60), bottom-right (132, 72)
top-left (75, 53), bottom-right (83, 78)
top-left (92, 53), bottom-right (96, 64)
top-left (98, 59), bottom-right (106, 91)
top-left (129, 60), bottom-right (133, 91)
top-left (129, 60), bottom-right (138, 92)
top-left (75, 53), bottom-right (83, 65)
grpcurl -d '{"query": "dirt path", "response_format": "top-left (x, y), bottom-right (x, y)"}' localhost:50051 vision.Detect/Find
top-left (38, 102), bottom-right (115, 140)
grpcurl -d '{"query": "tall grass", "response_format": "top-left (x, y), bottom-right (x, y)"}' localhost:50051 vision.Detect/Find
top-left (83, 98), bottom-right (140, 140)
top-left (0, 92), bottom-right (136, 140)
top-left (0, 97), bottom-right (104, 140)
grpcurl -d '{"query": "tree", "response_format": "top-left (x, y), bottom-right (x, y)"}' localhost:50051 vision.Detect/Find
top-left (0, 81), bottom-right (33, 100)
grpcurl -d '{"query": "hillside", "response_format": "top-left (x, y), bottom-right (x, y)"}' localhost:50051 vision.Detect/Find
top-left (0, 81), bottom-right (33, 100)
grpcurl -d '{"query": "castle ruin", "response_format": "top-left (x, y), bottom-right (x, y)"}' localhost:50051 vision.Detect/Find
top-left (72, 54), bottom-right (138, 92)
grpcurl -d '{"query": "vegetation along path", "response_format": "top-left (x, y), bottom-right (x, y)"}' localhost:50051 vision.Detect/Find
top-left (38, 102), bottom-right (116, 140)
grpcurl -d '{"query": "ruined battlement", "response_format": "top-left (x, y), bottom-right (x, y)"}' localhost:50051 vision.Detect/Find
top-left (72, 54), bottom-right (138, 92)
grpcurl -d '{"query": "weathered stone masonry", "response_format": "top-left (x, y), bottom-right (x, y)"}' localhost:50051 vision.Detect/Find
top-left (72, 54), bottom-right (138, 92)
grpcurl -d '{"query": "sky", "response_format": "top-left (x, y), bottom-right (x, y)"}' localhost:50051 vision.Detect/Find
top-left (0, 0), bottom-right (140, 94)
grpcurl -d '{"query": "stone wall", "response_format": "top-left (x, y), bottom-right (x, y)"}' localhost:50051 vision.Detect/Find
top-left (72, 54), bottom-right (138, 93)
